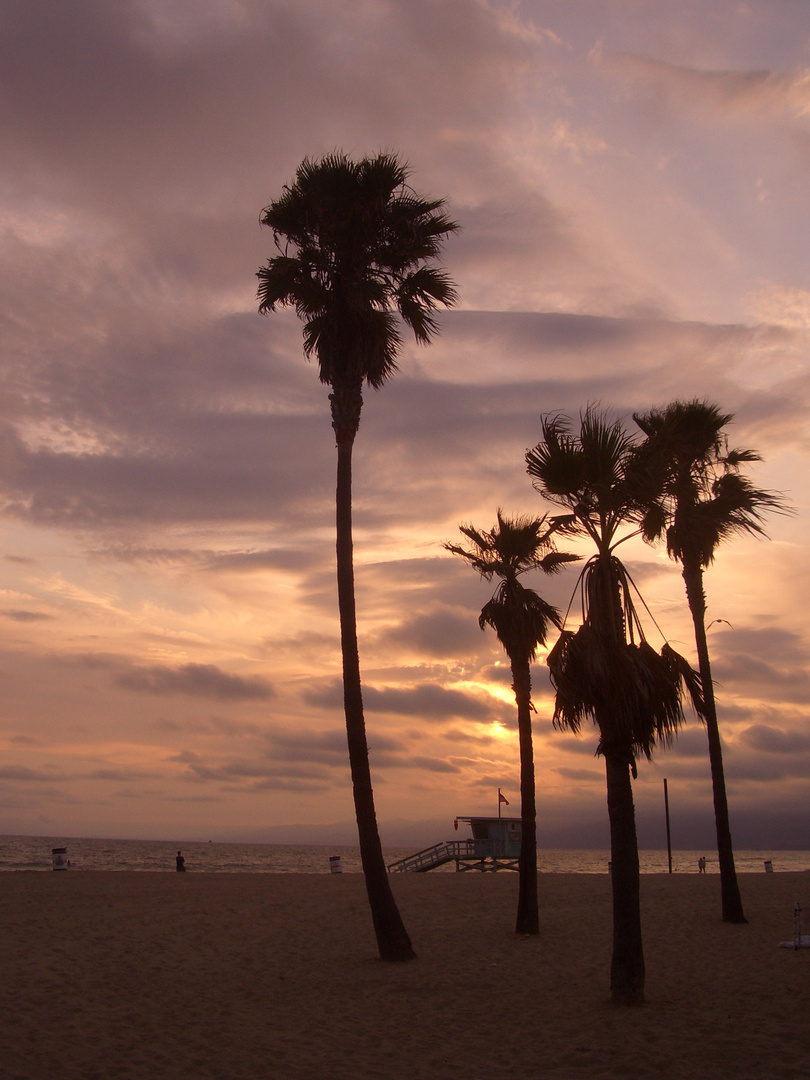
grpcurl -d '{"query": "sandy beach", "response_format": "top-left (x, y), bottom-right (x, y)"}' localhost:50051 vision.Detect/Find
top-left (1, 871), bottom-right (808, 1080)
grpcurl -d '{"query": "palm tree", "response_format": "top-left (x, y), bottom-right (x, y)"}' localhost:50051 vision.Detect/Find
top-left (257, 152), bottom-right (458, 961)
top-left (445, 512), bottom-right (578, 935)
top-left (632, 399), bottom-right (787, 924)
top-left (527, 409), bottom-right (703, 1005)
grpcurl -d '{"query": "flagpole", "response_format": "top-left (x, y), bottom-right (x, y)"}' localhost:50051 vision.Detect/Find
top-left (663, 778), bottom-right (673, 874)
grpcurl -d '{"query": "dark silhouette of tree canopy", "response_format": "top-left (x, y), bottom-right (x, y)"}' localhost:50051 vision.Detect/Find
top-left (445, 512), bottom-right (578, 935)
top-left (632, 399), bottom-right (788, 924)
top-left (258, 151), bottom-right (458, 961)
top-left (527, 408), bottom-right (703, 1005)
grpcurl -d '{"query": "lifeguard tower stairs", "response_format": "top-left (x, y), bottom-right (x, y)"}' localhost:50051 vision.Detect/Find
top-left (388, 816), bottom-right (521, 873)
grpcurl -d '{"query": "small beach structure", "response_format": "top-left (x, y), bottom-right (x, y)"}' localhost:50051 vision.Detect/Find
top-left (388, 816), bottom-right (522, 873)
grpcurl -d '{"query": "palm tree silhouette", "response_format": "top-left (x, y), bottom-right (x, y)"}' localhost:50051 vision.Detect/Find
top-left (257, 152), bottom-right (458, 961)
top-left (632, 399), bottom-right (787, 924)
top-left (527, 409), bottom-right (703, 1004)
top-left (445, 512), bottom-right (578, 935)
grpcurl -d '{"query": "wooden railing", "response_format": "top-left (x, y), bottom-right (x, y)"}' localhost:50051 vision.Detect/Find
top-left (387, 840), bottom-right (477, 873)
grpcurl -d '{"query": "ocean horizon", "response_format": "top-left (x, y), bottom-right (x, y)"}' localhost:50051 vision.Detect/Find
top-left (2, 833), bottom-right (809, 875)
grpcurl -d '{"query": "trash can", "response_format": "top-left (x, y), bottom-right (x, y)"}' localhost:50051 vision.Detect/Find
top-left (52, 847), bottom-right (68, 871)
top-left (329, 855), bottom-right (342, 874)
top-left (764, 859), bottom-right (773, 873)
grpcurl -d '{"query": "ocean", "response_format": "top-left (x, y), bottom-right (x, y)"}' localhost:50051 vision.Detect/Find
top-left (2, 834), bottom-right (809, 874)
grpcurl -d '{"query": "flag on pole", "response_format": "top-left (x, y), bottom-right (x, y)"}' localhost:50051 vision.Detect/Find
top-left (498, 789), bottom-right (509, 805)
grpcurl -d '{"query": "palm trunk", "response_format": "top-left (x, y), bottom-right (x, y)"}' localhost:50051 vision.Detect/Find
top-left (604, 749), bottom-right (645, 1005)
top-left (511, 657), bottom-right (539, 935)
top-left (682, 557), bottom-right (746, 924)
top-left (332, 386), bottom-right (415, 961)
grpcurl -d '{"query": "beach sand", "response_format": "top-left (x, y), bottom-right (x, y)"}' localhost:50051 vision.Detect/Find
top-left (1, 870), bottom-right (808, 1080)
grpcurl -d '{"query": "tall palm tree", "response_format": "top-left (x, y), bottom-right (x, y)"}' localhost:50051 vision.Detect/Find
top-left (527, 409), bottom-right (703, 1005)
top-left (445, 512), bottom-right (578, 935)
top-left (257, 152), bottom-right (458, 961)
top-left (632, 399), bottom-right (787, 924)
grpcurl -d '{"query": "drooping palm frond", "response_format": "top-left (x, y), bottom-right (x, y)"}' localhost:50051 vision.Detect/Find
top-left (548, 626), bottom-right (691, 759)
top-left (394, 265), bottom-right (458, 344)
top-left (480, 581), bottom-right (563, 665)
top-left (659, 641), bottom-right (705, 719)
top-left (548, 552), bottom-right (703, 759)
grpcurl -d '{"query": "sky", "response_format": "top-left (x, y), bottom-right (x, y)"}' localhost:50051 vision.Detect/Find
top-left (1, 0), bottom-right (809, 849)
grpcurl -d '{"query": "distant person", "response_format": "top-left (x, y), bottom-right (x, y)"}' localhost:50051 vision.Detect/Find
top-left (698, 856), bottom-right (706, 874)
top-left (176, 850), bottom-right (186, 872)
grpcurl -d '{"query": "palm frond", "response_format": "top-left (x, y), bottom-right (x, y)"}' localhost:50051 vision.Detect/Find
top-left (548, 624), bottom-right (695, 760)
top-left (660, 642), bottom-right (705, 719)
top-left (446, 511), bottom-right (577, 664)
top-left (527, 408), bottom-right (644, 552)
top-left (526, 413), bottom-right (586, 506)
top-left (638, 499), bottom-right (668, 545)
top-left (538, 551), bottom-right (581, 575)
top-left (633, 398), bottom-right (790, 568)
top-left (258, 151), bottom-right (457, 391)
top-left (480, 582), bottom-right (561, 663)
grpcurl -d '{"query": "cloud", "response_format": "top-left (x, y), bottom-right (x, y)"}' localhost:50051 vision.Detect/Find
top-left (738, 723), bottom-right (810, 754)
top-left (380, 608), bottom-right (485, 657)
top-left (0, 765), bottom-right (55, 781)
top-left (0, 609), bottom-right (54, 622)
top-left (397, 755), bottom-right (462, 774)
top-left (724, 751), bottom-right (810, 783)
top-left (270, 727), bottom-right (363, 765)
top-left (442, 727), bottom-right (497, 746)
top-left (86, 767), bottom-right (163, 782)
top-left (177, 757), bottom-right (333, 793)
top-left (555, 766), bottom-right (604, 782)
top-left (152, 714), bottom-right (267, 739)
top-left (116, 662), bottom-right (274, 700)
top-left (667, 726), bottom-right (711, 759)
top-left (602, 51), bottom-right (810, 124)
top-left (204, 547), bottom-right (323, 575)
top-left (303, 677), bottom-right (496, 721)
top-left (716, 625), bottom-right (807, 665)
top-left (712, 625), bottom-right (810, 704)
top-left (746, 281), bottom-right (810, 331)
top-left (478, 664), bottom-right (514, 685)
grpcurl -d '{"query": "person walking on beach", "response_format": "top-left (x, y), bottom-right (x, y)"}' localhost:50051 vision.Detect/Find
top-left (176, 851), bottom-right (186, 872)
top-left (698, 856), bottom-right (706, 874)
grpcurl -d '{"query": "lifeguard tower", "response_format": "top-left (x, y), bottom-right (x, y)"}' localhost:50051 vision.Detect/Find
top-left (387, 813), bottom-right (522, 873)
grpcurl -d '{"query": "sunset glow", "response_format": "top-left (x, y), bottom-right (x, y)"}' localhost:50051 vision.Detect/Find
top-left (0, 0), bottom-right (808, 849)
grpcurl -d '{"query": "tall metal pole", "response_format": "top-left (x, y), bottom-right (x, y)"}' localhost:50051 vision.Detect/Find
top-left (664, 778), bottom-right (673, 874)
